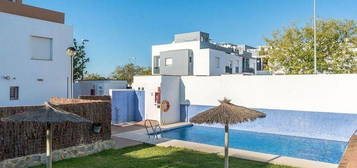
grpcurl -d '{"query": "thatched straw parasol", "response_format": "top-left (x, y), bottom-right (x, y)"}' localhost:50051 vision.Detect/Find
top-left (1, 102), bottom-right (91, 168)
top-left (190, 98), bottom-right (266, 168)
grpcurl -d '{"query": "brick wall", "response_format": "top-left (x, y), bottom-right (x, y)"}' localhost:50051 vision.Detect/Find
top-left (0, 97), bottom-right (111, 161)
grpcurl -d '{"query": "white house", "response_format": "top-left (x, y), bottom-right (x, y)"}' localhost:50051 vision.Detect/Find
top-left (0, 0), bottom-right (73, 107)
top-left (74, 80), bottom-right (128, 98)
top-left (152, 32), bottom-right (263, 76)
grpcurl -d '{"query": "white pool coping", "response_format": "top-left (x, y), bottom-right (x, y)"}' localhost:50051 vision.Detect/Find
top-left (113, 123), bottom-right (338, 168)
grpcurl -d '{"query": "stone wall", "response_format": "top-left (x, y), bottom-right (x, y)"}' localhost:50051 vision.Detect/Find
top-left (0, 140), bottom-right (114, 168)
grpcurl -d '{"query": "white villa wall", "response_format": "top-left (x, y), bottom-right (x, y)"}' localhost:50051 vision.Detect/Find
top-left (0, 12), bottom-right (73, 107)
top-left (152, 41), bottom-right (207, 75)
top-left (208, 49), bottom-right (242, 75)
top-left (132, 76), bottom-right (162, 122)
top-left (180, 74), bottom-right (357, 114)
top-left (103, 81), bottom-right (127, 94)
top-left (152, 42), bottom-right (246, 76)
top-left (74, 80), bottom-right (127, 98)
top-left (160, 76), bottom-right (181, 124)
top-left (133, 75), bottom-right (181, 124)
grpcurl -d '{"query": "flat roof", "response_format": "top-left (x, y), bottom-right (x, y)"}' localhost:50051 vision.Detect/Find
top-left (0, 0), bottom-right (65, 23)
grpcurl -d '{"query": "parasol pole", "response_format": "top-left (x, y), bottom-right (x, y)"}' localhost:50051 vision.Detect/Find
top-left (46, 123), bottom-right (53, 168)
top-left (224, 124), bottom-right (229, 168)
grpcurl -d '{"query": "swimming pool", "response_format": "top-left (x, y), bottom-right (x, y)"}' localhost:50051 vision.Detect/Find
top-left (161, 125), bottom-right (347, 164)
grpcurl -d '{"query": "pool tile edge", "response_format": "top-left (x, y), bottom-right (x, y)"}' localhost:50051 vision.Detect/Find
top-left (157, 139), bottom-right (338, 168)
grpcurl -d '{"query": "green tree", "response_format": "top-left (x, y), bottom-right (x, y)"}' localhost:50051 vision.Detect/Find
top-left (111, 63), bottom-right (151, 85)
top-left (73, 39), bottom-right (90, 80)
top-left (140, 67), bottom-right (152, 75)
top-left (265, 19), bottom-right (357, 74)
top-left (83, 73), bottom-right (107, 80)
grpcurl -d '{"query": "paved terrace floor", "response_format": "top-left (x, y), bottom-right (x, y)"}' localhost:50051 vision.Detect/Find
top-left (112, 122), bottom-right (339, 168)
top-left (111, 122), bottom-right (144, 149)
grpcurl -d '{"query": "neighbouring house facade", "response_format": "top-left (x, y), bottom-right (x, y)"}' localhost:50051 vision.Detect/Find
top-left (74, 80), bottom-right (128, 98)
top-left (0, 0), bottom-right (73, 106)
top-left (152, 32), bottom-right (264, 76)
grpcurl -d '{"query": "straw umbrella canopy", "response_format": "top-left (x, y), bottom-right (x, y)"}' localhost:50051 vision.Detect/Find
top-left (190, 98), bottom-right (266, 168)
top-left (1, 102), bottom-right (91, 168)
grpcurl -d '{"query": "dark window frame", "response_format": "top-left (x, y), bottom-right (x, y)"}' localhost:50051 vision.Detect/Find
top-left (10, 86), bottom-right (19, 100)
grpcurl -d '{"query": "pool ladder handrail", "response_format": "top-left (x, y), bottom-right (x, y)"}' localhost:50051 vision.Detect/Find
top-left (144, 120), bottom-right (163, 139)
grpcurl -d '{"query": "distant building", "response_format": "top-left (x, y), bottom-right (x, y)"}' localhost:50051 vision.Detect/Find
top-left (74, 80), bottom-right (128, 98)
top-left (152, 32), bottom-right (264, 76)
top-left (0, 0), bottom-right (73, 107)
top-left (248, 45), bottom-right (271, 73)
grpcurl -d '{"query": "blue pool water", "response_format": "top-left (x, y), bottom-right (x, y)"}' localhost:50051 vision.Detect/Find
top-left (162, 125), bottom-right (347, 164)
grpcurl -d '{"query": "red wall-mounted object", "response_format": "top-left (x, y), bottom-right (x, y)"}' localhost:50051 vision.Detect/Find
top-left (155, 87), bottom-right (161, 106)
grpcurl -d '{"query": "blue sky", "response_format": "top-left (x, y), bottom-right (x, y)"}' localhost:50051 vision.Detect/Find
top-left (24, 0), bottom-right (357, 76)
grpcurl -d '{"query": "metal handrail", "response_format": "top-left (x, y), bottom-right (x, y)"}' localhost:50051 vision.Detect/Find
top-left (144, 120), bottom-right (163, 139)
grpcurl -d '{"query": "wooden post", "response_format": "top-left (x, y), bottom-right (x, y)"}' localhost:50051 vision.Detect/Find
top-left (224, 124), bottom-right (229, 168)
top-left (46, 124), bottom-right (52, 168)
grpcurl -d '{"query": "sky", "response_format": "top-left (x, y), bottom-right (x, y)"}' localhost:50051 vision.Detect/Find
top-left (24, 0), bottom-right (357, 76)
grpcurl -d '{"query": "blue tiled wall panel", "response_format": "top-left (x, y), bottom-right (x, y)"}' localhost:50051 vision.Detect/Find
top-left (135, 91), bottom-right (145, 121)
top-left (111, 90), bottom-right (145, 124)
top-left (180, 104), bottom-right (357, 142)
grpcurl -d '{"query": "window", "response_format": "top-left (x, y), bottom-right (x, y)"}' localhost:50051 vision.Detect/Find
top-left (8, 0), bottom-right (16, 2)
top-left (236, 60), bottom-right (240, 73)
top-left (90, 89), bottom-right (95, 96)
top-left (154, 56), bottom-right (160, 67)
top-left (215, 57), bottom-right (220, 68)
top-left (165, 58), bottom-right (173, 66)
top-left (243, 58), bottom-right (250, 71)
top-left (10, 86), bottom-right (19, 100)
top-left (189, 57), bottom-right (192, 63)
top-left (256, 58), bottom-right (262, 71)
top-left (31, 36), bottom-right (53, 60)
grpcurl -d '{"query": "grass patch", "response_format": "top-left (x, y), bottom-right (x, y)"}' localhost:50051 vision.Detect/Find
top-left (32, 144), bottom-right (295, 168)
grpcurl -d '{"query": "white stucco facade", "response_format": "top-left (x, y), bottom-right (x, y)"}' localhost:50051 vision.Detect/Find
top-left (179, 74), bottom-right (357, 114)
top-left (132, 75), bottom-right (181, 124)
top-left (132, 76), bottom-right (162, 123)
top-left (0, 12), bottom-right (73, 107)
top-left (74, 80), bottom-right (128, 98)
top-left (152, 32), bottom-right (260, 76)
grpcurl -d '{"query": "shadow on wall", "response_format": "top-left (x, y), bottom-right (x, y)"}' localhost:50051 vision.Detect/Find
top-left (180, 104), bottom-right (357, 142)
top-left (111, 90), bottom-right (145, 124)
